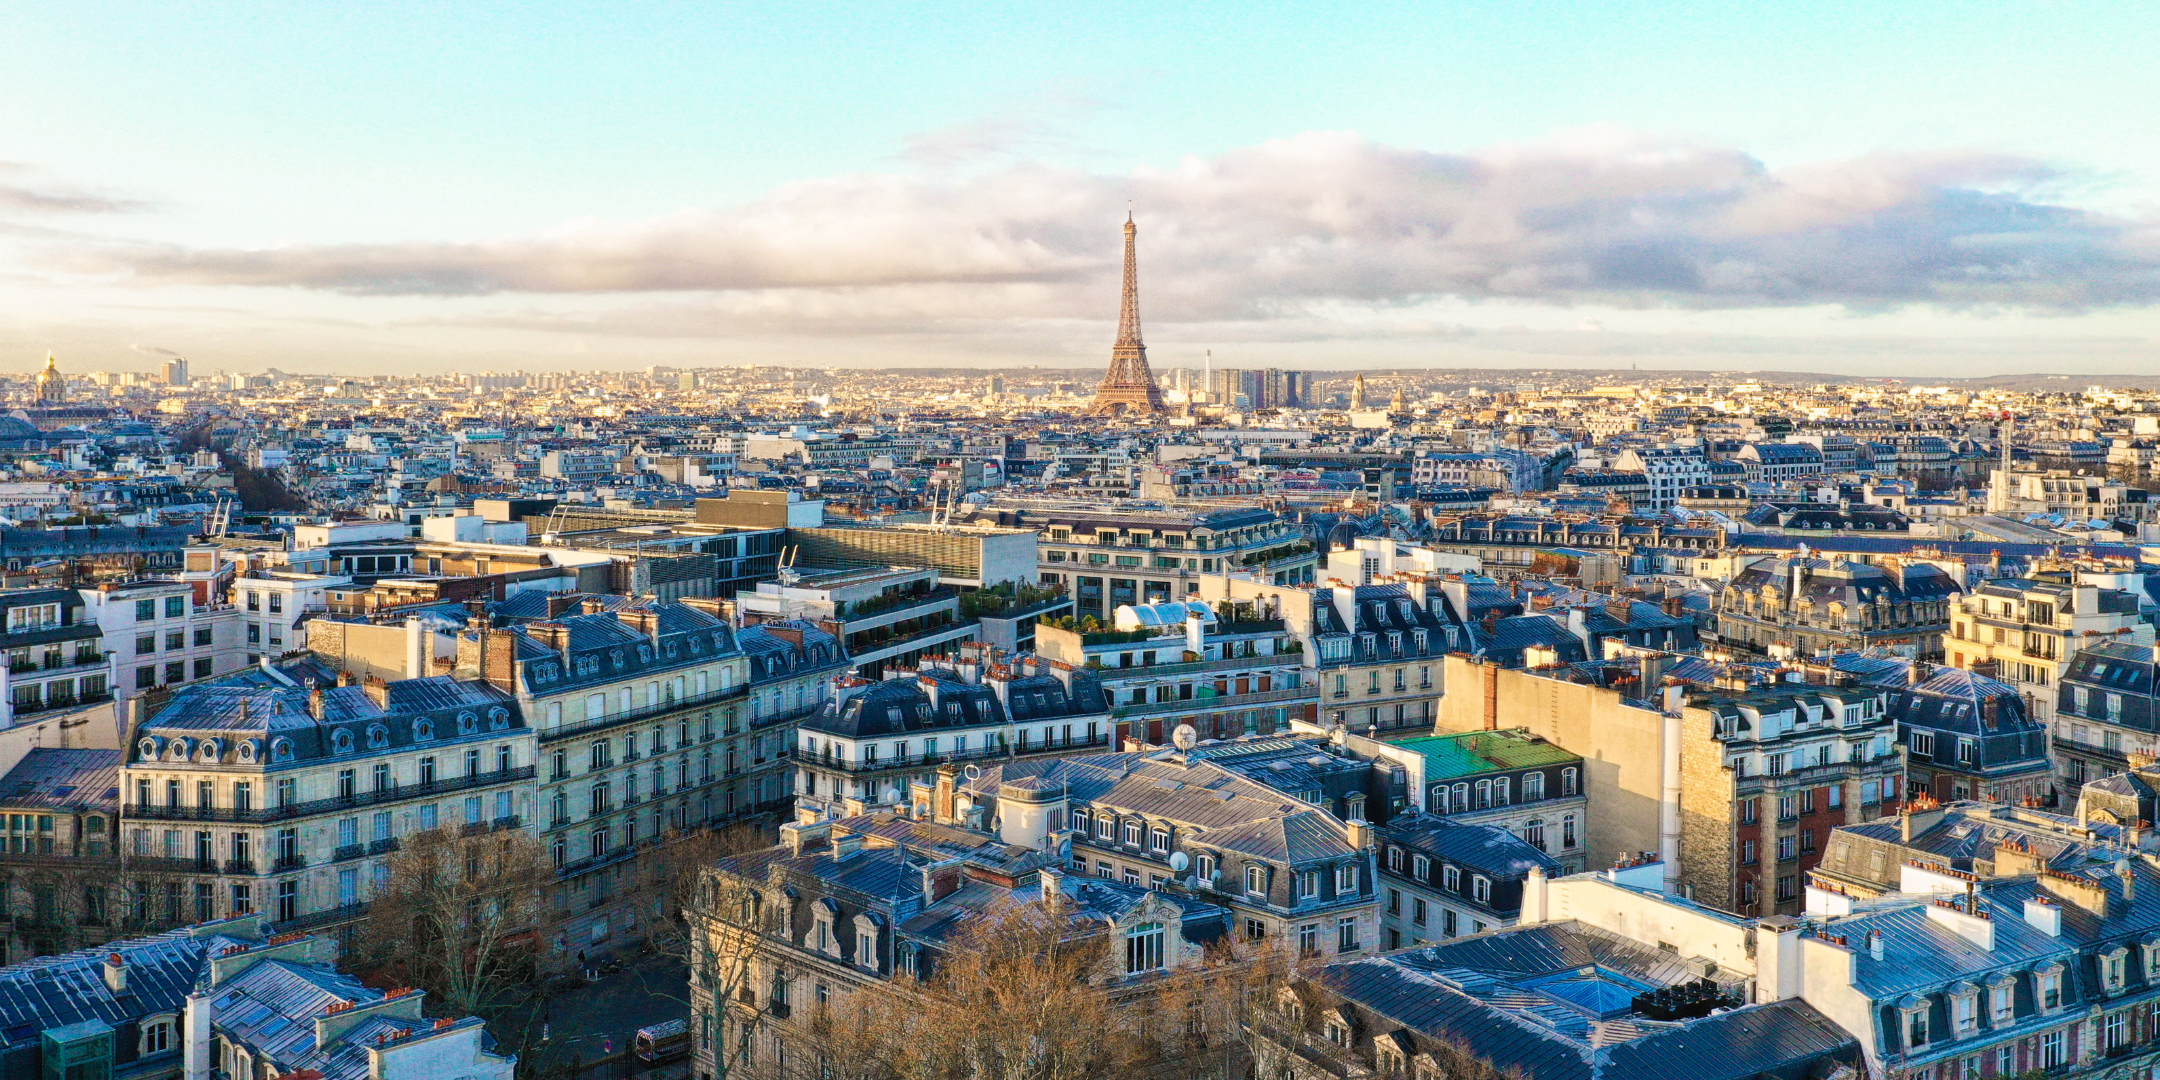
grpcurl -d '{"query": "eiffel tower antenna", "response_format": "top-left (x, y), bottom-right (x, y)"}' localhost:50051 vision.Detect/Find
top-left (1088, 212), bottom-right (1166, 416)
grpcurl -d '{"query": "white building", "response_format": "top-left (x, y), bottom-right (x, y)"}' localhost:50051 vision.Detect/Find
top-left (80, 580), bottom-right (246, 700)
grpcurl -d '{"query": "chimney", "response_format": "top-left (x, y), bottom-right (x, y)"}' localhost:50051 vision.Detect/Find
top-left (1867, 930), bottom-right (1884, 961)
top-left (1038, 866), bottom-right (1065, 909)
top-left (1345, 820), bottom-right (1373, 851)
top-left (308, 683), bottom-right (326, 721)
top-left (545, 593), bottom-right (578, 620)
top-left (2024, 896), bottom-right (2062, 936)
top-left (404, 616), bottom-right (426, 679)
top-left (2121, 859), bottom-right (2137, 903)
top-left (361, 677), bottom-right (390, 709)
top-left (831, 831), bottom-right (866, 861)
top-left (103, 953), bottom-right (126, 994)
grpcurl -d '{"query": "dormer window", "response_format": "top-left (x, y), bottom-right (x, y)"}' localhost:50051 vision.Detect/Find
top-left (1988, 976), bottom-right (2015, 1025)
top-left (413, 719), bottom-right (433, 741)
top-left (489, 707), bottom-right (509, 729)
top-left (2037, 963), bottom-right (2064, 1011)
top-left (332, 730), bottom-right (354, 754)
top-left (2102, 947), bottom-right (2129, 993)
top-left (1245, 865), bottom-right (1266, 895)
top-left (1950, 983), bottom-right (1978, 1034)
top-left (1336, 864), bottom-right (1360, 893)
top-left (1902, 997), bottom-right (1930, 1048)
top-left (365, 725), bottom-right (388, 750)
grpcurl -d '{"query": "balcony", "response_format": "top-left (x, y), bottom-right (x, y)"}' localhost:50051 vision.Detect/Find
top-left (11, 691), bottom-right (114, 716)
top-left (814, 733), bottom-right (1112, 776)
top-left (493, 815), bottom-right (522, 831)
top-left (268, 901), bottom-right (371, 934)
top-left (128, 765), bottom-right (536, 824)
top-left (2053, 736), bottom-right (2130, 766)
top-left (332, 844), bottom-right (365, 862)
top-left (224, 859), bottom-right (256, 875)
top-left (1111, 685), bottom-right (1316, 720)
top-left (555, 844), bottom-right (637, 880)
top-left (542, 685), bottom-right (748, 743)
top-left (367, 838), bottom-right (399, 855)
top-left (271, 855), bottom-right (306, 872)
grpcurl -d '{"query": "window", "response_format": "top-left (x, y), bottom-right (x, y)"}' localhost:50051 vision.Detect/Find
top-left (1245, 866), bottom-right (1266, 894)
top-left (1337, 916), bottom-right (1359, 952)
top-left (1149, 827), bottom-right (1169, 853)
top-left (2040, 1029), bottom-right (2064, 1068)
top-left (1523, 820), bottom-right (1546, 850)
top-left (1124, 921), bottom-right (1166, 974)
top-left (1470, 876), bottom-right (1490, 904)
top-left (1336, 864), bottom-right (1359, 893)
top-left (1443, 866), bottom-right (1461, 891)
top-left (1561, 768), bottom-right (1578, 795)
top-left (1297, 870), bottom-right (1320, 899)
top-left (1523, 772), bottom-right (1544, 801)
top-left (1412, 854), bottom-right (1430, 880)
top-left (1122, 821), bottom-right (1141, 847)
top-left (1298, 923), bottom-right (1318, 956)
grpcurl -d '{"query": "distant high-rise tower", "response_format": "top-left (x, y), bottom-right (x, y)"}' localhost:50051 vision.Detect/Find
top-left (33, 352), bottom-right (66, 405)
top-left (1352, 372), bottom-right (1368, 409)
top-left (161, 357), bottom-right (189, 387)
top-left (1087, 215), bottom-right (1166, 416)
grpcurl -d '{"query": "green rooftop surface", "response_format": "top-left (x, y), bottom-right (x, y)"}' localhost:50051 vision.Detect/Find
top-left (1385, 728), bottom-right (1580, 776)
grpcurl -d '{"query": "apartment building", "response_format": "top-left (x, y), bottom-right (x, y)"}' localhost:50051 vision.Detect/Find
top-left (1374, 815), bottom-right (1558, 949)
top-left (0, 588), bottom-right (113, 726)
top-left (1206, 575), bottom-right (1464, 737)
top-left (80, 580), bottom-right (244, 700)
top-left (1609, 444), bottom-right (1711, 511)
top-left (2052, 641), bottom-right (2160, 797)
top-left (235, 572), bottom-right (351, 662)
top-left (688, 811), bottom-right (1234, 1080)
top-left (1436, 654), bottom-right (1904, 918)
top-left (120, 661), bottom-right (536, 941)
top-left (937, 748), bottom-right (1382, 957)
top-left (1381, 729), bottom-right (1589, 873)
top-left (734, 621), bottom-right (849, 816)
top-left (0, 748), bottom-right (125, 961)
top-left (1946, 574), bottom-right (2150, 726)
top-left (1709, 555), bottom-right (1961, 659)
top-left (795, 648), bottom-right (1109, 816)
top-left (472, 597), bottom-right (752, 957)
top-left (735, 565), bottom-right (975, 680)
top-left (960, 501), bottom-right (1317, 619)
top-left (1033, 599), bottom-right (1312, 746)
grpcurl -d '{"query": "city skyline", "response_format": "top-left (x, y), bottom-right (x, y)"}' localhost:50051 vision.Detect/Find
top-left (4, 3), bottom-right (2160, 376)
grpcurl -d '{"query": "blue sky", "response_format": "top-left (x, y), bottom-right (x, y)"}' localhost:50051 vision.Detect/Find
top-left (2, 2), bottom-right (2158, 375)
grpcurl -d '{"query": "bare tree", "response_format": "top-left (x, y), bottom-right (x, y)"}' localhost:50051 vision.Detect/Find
top-left (649, 822), bottom-right (771, 963)
top-left (357, 826), bottom-right (554, 1015)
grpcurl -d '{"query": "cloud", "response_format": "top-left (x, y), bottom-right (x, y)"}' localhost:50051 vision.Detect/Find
top-left (51, 130), bottom-right (2160, 326)
top-left (0, 163), bottom-right (145, 214)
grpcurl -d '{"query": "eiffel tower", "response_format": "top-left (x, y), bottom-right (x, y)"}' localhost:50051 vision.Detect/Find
top-left (1087, 214), bottom-right (1167, 416)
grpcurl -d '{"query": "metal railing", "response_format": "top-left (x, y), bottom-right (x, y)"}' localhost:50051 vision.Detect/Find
top-left (127, 765), bottom-right (535, 824)
top-left (813, 734), bottom-right (1112, 775)
top-left (1111, 686), bottom-right (1314, 720)
top-left (541, 685), bottom-right (748, 743)
top-left (269, 901), bottom-right (371, 934)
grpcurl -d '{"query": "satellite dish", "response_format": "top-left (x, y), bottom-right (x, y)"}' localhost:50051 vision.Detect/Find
top-left (1168, 851), bottom-right (1190, 872)
top-left (1172, 724), bottom-right (1198, 751)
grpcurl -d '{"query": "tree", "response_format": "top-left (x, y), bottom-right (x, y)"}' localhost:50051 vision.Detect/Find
top-left (355, 826), bottom-right (554, 1015)
top-left (648, 822), bottom-right (771, 964)
top-left (882, 901), bottom-right (1132, 1080)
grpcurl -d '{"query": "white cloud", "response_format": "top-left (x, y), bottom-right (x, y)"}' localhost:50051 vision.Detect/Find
top-left (24, 129), bottom-right (2160, 346)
